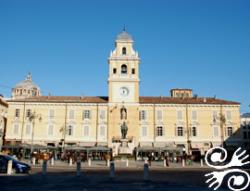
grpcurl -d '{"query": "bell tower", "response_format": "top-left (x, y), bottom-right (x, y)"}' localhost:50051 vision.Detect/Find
top-left (108, 29), bottom-right (140, 103)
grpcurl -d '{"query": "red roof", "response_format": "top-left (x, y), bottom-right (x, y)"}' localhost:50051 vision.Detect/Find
top-left (139, 96), bottom-right (240, 105)
top-left (7, 96), bottom-right (240, 105)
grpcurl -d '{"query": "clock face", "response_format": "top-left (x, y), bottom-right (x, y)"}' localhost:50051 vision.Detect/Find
top-left (120, 87), bottom-right (129, 97)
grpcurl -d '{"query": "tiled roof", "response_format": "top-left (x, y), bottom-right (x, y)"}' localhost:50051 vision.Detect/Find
top-left (7, 96), bottom-right (240, 105)
top-left (0, 98), bottom-right (8, 107)
top-left (139, 96), bottom-right (240, 105)
top-left (7, 96), bottom-right (108, 103)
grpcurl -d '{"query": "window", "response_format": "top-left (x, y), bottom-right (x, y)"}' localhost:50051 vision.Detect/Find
top-left (157, 110), bottom-right (162, 121)
top-left (26, 109), bottom-right (31, 118)
top-left (13, 124), bottom-right (19, 135)
top-left (132, 68), bottom-right (135, 74)
top-left (121, 64), bottom-right (127, 74)
top-left (26, 124), bottom-right (31, 135)
top-left (142, 126), bottom-right (147, 137)
top-left (99, 110), bottom-right (105, 120)
top-left (100, 126), bottom-right (105, 136)
top-left (15, 109), bottom-right (20, 118)
top-left (48, 125), bottom-right (53, 136)
top-left (113, 68), bottom-right (117, 74)
top-left (139, 110), bottom-right (146, 120)
top-left (69, 110), bottom-right (74, 119)
top-left (83, 126), bottom-right (89, 136)
top-left (227, 127), bottom-right (233, 136)
top-left (83, 110), bottom-right (91, 119)
top-left (157, 126), bottom-right (163, 136)
top-left (68, 125), bottom-right (73, 136)
top-left (122, 47), bottom-right (126, 55)
top-left (226, 111), bottom-right (232, 120)
top-left (49, 109), bottom-right (55, 119)
top-left (213, 126), bottom-right (219, 137)
top-left (177, 111), bottom-right (182, 120)
top-left (192, 127), bottom-right (197, 137)
top-left (192, 111), bottom-right (197, 120)
top-left (177, 127), bottom-right (183, 136)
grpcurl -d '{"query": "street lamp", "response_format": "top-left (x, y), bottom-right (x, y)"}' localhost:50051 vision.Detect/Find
top-left (29, 111), bottom-right (42, 154)
top-left (60, 125), bottom-right (72, 152)
top-left (219, 112), bottom-right (226, 147)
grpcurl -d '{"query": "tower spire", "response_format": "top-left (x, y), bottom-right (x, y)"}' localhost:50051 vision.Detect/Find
top-left (123, 25), bottom-right (126, 32)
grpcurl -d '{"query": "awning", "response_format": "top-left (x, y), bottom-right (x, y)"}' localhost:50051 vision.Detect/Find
top-left (136, 146), bottom-right (183, 154)
top-left (64, 146), bottom-right (111, 152)
top-left (2, 143), bottom-right (48, 150)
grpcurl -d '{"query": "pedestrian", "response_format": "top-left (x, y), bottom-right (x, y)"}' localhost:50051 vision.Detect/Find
top-left (165, 155), bottom-right (169, 167)
top-left (147, 153), bottom-right (152, 166)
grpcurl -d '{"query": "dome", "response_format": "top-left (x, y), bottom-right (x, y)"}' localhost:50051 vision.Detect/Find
top-left (14, 74), bottom-right (40, 90)
top-left (116, 30), bottom-right (133, 42)
top-left (12, 73), bottom-right (41, 99)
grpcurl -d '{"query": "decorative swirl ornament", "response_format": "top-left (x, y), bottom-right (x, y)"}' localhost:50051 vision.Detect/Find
top-left (205, 147), bottom-right (250, 191)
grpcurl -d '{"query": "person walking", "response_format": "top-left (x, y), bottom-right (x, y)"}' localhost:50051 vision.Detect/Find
top-left (165, 154), bottom-right (169, 167)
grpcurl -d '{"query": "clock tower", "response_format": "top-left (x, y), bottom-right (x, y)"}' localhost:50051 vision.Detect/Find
top-left (108, 29), bottom-right (140, 103)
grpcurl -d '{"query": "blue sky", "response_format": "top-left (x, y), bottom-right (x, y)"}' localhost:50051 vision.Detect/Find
top-left (0, 0), bottom-right (249, 113)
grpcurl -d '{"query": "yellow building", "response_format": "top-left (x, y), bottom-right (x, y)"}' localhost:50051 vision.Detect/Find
top-left (4, 30), bottom-right (241, 157)
top-left (0, 96), bottom-right (8, 151)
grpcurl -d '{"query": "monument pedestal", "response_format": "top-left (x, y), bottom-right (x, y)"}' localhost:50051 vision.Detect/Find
top-left (119, 139), bottom-right (131, 154)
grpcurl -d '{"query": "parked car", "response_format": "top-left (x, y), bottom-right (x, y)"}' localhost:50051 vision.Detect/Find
top-left (0, 154), bottom-right (31, 174)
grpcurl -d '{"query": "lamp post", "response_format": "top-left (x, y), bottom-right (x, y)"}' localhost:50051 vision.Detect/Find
top-left (61, 125), bottom-right (72, 152)
top-left (219, 105), bottom-right (226, 148)
top-left (29, 111), bottom-right (42, 154)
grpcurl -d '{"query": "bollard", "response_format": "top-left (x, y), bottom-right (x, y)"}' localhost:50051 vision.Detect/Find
top-left (51, 157), bottom-right (54, 166)
top-left (107, 159), bottom-right (110, 167)
top-left (69, 158), bottom-right (73, 166)
top-left (126, 159), bottom-right (129, 167)
top-left (7, 160), bottom-right (13, 175)
top-left (76, 160), bottom-right (81, 176)
top-left (109, 161), bottom-right (115, 179)
top-left (163, 159), bottom-right (166, 167)
top-left (32, 157), bottom-right (36, 165)
top-left (200, 158), bottom-right (204, 167)
top-left (143, 163), bottom-right (149, 181)
top-left (88, 158), bottom-right (91, 167)
top-left (42, 160), bottom-right (47, 175)
top-left (182, 159), bottom-right (185, 167)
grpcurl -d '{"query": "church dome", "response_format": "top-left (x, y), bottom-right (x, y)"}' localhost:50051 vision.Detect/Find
top-left (116, 30), bottom-right (133, 42)
top-left (12, 73), bottom-right (41, 99)
top-left (14, 74), bottom-right (39, 90)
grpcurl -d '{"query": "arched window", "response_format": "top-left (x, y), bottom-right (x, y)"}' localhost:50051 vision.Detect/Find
top-left (122, 47), bottom-right (126, 55)
top-left (121, 64), bottom-right (127, 74)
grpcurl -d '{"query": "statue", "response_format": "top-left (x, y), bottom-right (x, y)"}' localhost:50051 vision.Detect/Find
top-left (121, 121), bottom-right (128, 139)
top-left (120, 106), bottom-right (127, 120)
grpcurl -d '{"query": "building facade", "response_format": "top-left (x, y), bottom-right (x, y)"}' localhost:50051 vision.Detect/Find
top-left (5, 30), bottom-right (241, 156)
top-left (0, 97), bottom-right (8, 151)
top-left (241, 113), bottom-right (250, 150)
